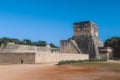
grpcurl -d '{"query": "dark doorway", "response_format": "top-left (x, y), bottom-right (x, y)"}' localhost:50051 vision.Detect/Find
top-left (20, 60), bottom-right (23, 64)
top-left (114, 47), bottom-right (120, 59)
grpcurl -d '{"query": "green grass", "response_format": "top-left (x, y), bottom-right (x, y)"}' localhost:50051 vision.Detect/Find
top-left (57, 59), bottom-right (107, 65)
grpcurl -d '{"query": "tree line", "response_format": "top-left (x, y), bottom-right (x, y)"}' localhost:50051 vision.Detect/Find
top-left (0, 36), bottom-right (119, 50)
top-left (0, 37), bottom-right (58, 48)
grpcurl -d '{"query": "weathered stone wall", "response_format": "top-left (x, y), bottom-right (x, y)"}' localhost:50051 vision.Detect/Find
top-left (0, 43), bottom-right (51, 53)
top-left (0, 43), bottom-right (89, 64)
top-left (0, 52), bottom-right (35, 64)
top-left (0, 52), bottom-right (88, 64)
top-left (60, 40), bottom-right (80, 53)
top-left (60, 21), bottom-right (104, 60)
top-left (35, 52), bottom-right (88, 63)
top-left (74, 21), bottom-right (98, 37)
top-left (99, 47), bottom-right (113, 60)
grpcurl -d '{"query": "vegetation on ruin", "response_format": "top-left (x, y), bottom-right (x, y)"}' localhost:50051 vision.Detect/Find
top-left (0, 37), bottom-right (58, 48)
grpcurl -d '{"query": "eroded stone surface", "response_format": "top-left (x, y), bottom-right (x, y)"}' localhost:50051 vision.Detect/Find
top-left (60, 21), bottom-right (104, 59)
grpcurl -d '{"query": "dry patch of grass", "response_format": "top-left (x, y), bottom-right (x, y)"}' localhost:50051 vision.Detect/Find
top-left (67, 62), bottom-right (120, 80)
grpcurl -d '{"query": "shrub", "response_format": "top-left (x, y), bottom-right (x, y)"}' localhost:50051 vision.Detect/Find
top-left (58, 60), bottom-right (76, 65)
top-left (57, 59), bottom-right (107, 65)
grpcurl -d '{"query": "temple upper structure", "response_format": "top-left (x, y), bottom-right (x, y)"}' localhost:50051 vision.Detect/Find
top-left (60, 21), bottom-right (104, 60)
top-left (74, 21), bottom-right (98, 37)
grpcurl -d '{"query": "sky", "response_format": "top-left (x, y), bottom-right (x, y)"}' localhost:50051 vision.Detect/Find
top-left (0, 0), bottom-right (120, 46)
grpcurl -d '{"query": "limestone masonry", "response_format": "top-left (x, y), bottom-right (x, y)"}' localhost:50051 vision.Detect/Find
top-left (60, 21), bottom-right (112, 60)
top-left (0, 42), bottom-right (88, 64)
top-left (0, 21), bottom-right (112, 64)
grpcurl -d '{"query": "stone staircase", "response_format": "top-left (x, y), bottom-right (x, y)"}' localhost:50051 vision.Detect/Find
top-left (70, 39), bottom-right (82, 53)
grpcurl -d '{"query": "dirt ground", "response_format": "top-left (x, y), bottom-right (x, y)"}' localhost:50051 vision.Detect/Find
top-left (0, 63), bottom-right (120, 80)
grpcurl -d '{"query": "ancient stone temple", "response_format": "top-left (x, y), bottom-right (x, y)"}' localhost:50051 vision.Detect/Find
top-left (0, 42), bottom-right (89, 64)
top-left (60, 21), bottom-right (104, 60)
top-left (0, 20), bottom-right (112, 64)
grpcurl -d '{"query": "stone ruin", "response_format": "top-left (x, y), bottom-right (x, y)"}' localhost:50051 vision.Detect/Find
top-left (0, 21), bottom-right (113, 64)
top-left (0, 42), bottom-right (59, 53)
top-left (60, 21), bottom-right (112, 60)
top-left (0, 42), bottom-right (88, 64)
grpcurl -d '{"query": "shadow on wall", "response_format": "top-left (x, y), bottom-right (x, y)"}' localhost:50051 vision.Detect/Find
top-left (20, 59), bottom-right (23, 64)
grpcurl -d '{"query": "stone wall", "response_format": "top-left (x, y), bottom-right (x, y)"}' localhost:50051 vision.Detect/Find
top-left (0, 52), bottom-right (35, 64)
top-left (35, 52), bottom-right (88, 63)
top-left (0, 43), bottom-right (51, 53)
top-left (60, 21), bottom-right (104, 60)
top-left (60, 40), bottom-right (81, 53)
top-left (74, 21), bottom-right (98, 37)
top-left (0, 52), bottom-right (88, 64)
top-left (99, 47), bottom-right (113, 60)
top-left (0, 43), bottom-right (89, 64)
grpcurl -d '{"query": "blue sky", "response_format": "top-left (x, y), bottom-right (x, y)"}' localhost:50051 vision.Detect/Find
top-left (0, 0), bottom-right (120, 46)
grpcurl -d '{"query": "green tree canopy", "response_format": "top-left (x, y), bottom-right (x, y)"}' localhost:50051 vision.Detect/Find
top-left (104, 37), bottom-right (120, 48)
top-left (22, 39), bottom-right (33, 45)
top-left (49, 43), bottom-right (58, 48)
top-left (35, 41), bottom-right (47, 47)
top-left (0, 37), bottom-right (58, 48)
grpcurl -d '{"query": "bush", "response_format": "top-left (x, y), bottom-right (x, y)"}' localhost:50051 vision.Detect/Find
top-left (57, 59), bottom-right (107, 65)
top-left (58, 60), bottom-right (76, 65)
top-left (84, 59), bottom-right (107, 62)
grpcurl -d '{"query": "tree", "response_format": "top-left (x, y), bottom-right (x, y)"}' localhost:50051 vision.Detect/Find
top-left (49, 43), bottom-right (58, 48)
top-left (0, 37), bottom-right (57, 48)
top-left (0, 37), bottom-right (11, 46)
top-left (22, 39), bottom-right (34, 45)
top-left (35, 41), bottom-right (47, 47)
top-left (104, 37), bottom-right (120, 47)
top-left (10, 38), bottom-right (20, 44)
